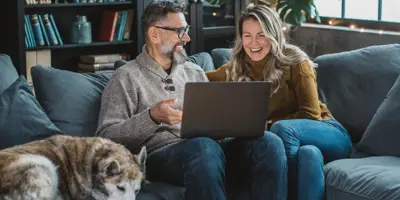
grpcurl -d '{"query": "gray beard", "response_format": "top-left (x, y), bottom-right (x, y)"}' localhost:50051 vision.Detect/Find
top-left (161, 44), bottom-right (187, 65)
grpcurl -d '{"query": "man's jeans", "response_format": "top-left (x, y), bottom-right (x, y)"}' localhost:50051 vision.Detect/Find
top-left (270, 118), bottom-right (352, 200)
top-left (146, 131), bottom-right (287, 200)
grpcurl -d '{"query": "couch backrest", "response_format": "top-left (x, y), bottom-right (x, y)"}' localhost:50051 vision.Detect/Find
top-left (30, 52), bottom-right (214, 137)
top-left (186, 52), bottom-right (215, 72)
top-left (314, 43), bottom-right (400, 142)
top-left (210, 48), bottom-right (232, 69)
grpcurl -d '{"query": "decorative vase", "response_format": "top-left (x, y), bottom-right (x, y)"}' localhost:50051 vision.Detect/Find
top-left (71, 15), bottom-right (92, 44)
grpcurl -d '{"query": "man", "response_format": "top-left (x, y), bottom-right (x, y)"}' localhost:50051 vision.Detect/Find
top-left (96, 1), bottom-right (287, 199)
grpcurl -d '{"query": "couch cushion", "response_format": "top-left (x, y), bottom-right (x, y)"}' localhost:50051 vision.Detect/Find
top-left (31, 66), bottom-right (112, 137)
top-left (324, 156), bottom-right (400, 200)
top-left (314, 44), bottom-right (400, 142)
top-left (0, 76), bottom-right (63, 150)
top-left (186, 52), bottom-right (215, 72)
top-left (0, 54), bottom-right (19, 95)
top-left (210, 48), bottom-right (232, 69)
top-left (355, 74), bottom-right (400, 157)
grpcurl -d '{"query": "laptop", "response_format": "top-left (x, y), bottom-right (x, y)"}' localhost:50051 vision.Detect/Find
top-left (180, 81), bottom-right (271, 139)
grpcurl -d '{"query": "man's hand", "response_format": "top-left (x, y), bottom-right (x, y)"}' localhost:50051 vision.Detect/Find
top-left (150, 98), bottom-right (182, 125)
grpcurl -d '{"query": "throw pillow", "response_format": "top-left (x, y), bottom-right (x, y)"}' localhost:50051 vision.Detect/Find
top-left (0, 76), bottom-right (63, 150)
top-left (356, 74), bottom-right (400, 156)
top-left (0, 54), bottom-right (19, 95)
top-left (31, 66), bottom-right (113, 137)
top-left (315, 44), bottom-right (400, 142)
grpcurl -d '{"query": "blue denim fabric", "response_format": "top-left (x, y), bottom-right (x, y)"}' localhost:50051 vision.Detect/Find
top-left (270, 118), bottom-right (352, 200)
top-left (146, 131), bottom-right (288, 200)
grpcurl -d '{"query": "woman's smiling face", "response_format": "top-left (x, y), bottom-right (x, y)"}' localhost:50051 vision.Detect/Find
top-left (241, 18), bottom-right (271, 61)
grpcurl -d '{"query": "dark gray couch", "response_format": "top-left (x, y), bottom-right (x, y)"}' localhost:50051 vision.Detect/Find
top-left (0, 50), bottom-right (236, 200)
top-left (1, 43), bottom-right (400, 200)
top-left (316, 44), bottom-right (400, 200)
top-left (211, 44), bottom-right (400, 200)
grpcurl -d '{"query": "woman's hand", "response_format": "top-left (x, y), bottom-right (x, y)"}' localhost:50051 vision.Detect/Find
top-left (265, 120), bottom-right (272, 130)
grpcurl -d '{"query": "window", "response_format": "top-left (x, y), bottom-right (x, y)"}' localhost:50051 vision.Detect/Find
top-left (345, 0), bottom-right (378, 20)
top-left (381, 0), bottom-right (400, 22)
top-left (314, 0), bottom-right (342, 18)
top-left (315, 0), bottom-right (400, 23)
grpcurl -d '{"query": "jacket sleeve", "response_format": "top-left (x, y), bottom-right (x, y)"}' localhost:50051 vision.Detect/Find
top-left (205, 64), bottom-right (229, 81)
top-left (95, 70), bottom-right (161, 147)
top-left (285, 61), bottom-right (322, 120)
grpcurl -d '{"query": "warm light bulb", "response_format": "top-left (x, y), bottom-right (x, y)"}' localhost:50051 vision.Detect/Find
top-left (329, 20), bottom-right (333, 25)
top-left (212, 12), bottom-right (217, 16)
top-left (379, 30), bottom-right (383, 34)
top-left (360, 28), bottom-right (364, 32)
top-left (350, 25), bottom-right (356, 29)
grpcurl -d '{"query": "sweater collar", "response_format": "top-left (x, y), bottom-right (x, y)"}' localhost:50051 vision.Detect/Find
top-left (244, 53), bottom-right (291, 81)
top-left (136, 45), bottom-right (180, 78)
top-left (244, 53), bottom-right (269, 81)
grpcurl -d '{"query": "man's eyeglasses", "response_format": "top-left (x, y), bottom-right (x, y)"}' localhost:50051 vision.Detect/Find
top-left (153, 25), bottom-right (190, 39)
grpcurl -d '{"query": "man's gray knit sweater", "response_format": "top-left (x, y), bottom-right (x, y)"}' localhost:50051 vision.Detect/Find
top-left (95, 47), bottom-right (208, 154)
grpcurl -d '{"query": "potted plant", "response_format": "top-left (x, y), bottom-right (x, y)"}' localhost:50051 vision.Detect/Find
top-left (204, 0), bottom-right (320, 25)
top-left (258, 0), bottom-right (320, 25)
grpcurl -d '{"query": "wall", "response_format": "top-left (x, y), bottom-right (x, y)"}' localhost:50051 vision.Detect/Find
top-left (288, 24), bottom-right (400, 59)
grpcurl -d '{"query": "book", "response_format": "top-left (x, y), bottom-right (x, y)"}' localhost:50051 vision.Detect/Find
top-left (80, 53), bottom-right (129, 64)
top-left (123, 9), bottom-right (134, 40)
top-left (25, 15), bottom-right (36, 47)
top-left (25, 50), bottom-right (51, 84)
top-left (30, 14), bottom-right (45, 46)
top-left (113, 11), bottom-right (123, 41)
top-left (38, 15), bottom-right (50, 46)
top-left (49, 14), bottom-right (64, 45)
top-left (98, 10), bottom-right (119, 41)
top-left (24, 19), bottom-right (34, 48)
top-left (42, 14), bottom-right (58, 45)
top-left (78, 62), bottom-right (115, 72)
top-left (25, 51), bottom-right (37, 84)
top-left (118, 10), bottom-right (128, 41)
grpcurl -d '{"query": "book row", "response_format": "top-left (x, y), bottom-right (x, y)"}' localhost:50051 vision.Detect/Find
top-left (25, 0), bottom-right (130, 5)
top-left (24, 14), bottom-right (63, 48)
top-left (98, 9), bottom-right (134, 42)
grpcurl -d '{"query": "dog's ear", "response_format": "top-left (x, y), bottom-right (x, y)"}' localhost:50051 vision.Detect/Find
top-left (137, 146), bottom-right (147, 173)
top-left (104, 160), bottom-right (121, 177)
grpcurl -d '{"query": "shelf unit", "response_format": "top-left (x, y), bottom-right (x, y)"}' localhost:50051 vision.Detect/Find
top-left (1, 0), bottom-right (144, 75)
top-left (25, 2), bottom-right (133, 8)
top-left (25, 40), bottom-right (134, 51)
top-left (1, 0), bottom-right (243, 77)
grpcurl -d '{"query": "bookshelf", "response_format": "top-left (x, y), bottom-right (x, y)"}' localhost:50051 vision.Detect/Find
top-left (1, 0), bottom-right (243, 78)
top-left (1, 0), bottom-right (144, 76)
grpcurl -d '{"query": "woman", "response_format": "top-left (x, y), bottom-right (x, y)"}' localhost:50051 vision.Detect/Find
top-left (206, 3), bottom-right (352, 200)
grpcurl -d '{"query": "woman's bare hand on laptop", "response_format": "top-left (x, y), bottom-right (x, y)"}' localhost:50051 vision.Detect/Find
top-left (265, 120), bottom-right (272, 130)
top-left (150, 98), bottom-right (183, 125)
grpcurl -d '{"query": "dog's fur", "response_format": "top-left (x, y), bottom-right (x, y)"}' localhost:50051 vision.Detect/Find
top-left (0, 135), bottom-right (146, 200)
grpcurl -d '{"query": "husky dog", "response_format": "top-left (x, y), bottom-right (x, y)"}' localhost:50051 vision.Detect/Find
top-left (0, 135), bottom-right (146, 200)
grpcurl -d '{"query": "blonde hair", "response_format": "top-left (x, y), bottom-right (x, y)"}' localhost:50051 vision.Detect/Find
top-left (228, 3), bottom-right (310, 94)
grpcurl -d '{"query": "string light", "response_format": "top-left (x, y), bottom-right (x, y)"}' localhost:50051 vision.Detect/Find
top-left (212, 12), bottom-right (217, 16)
top-left (321, 19), bottom-right (392, 35)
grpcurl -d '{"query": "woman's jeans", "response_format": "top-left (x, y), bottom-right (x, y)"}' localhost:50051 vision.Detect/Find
top-left (146, 131), bottom-right (287, 200)
top-left (270, 118), bottom-right (352, 200)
